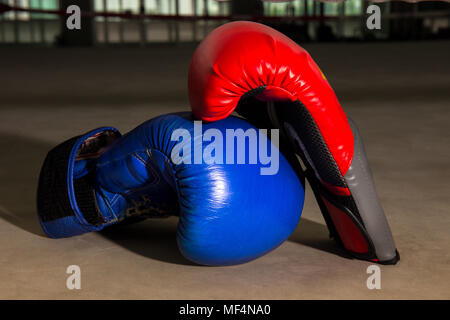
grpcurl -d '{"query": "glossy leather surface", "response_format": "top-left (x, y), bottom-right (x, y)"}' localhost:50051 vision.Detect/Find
top-left (95, 113), bottom-right (304, 265)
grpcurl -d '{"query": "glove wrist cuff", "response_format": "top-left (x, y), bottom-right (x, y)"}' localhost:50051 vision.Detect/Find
top-left (37, 127), bottom-right (121, 238)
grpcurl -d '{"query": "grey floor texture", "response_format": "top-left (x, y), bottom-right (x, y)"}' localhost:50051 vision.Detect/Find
top-left (0, 41), bottom-right (449, 299)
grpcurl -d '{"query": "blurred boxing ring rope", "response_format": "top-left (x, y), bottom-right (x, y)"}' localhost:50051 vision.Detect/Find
top-left (0, 1), bottom-right (449, 44)
top-left (2, 1), bottom-right (449, 20)
top-left (0, 2), bottom-right (339, 21)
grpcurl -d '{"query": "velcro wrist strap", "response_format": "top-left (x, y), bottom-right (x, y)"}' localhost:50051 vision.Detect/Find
top-left (37, 127), bottom-right (121, 238)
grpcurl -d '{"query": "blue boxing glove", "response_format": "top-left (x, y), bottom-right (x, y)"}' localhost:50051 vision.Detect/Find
top-left (37, 112), bottom-right (304, 265)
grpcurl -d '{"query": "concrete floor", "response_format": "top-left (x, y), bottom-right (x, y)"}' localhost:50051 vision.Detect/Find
top-left (0, 41), bottom-right (449, 299)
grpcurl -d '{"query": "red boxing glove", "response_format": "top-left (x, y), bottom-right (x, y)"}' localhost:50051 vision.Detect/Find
top-left (189, 21), bottom-right (399, 264)
top-left (189, 21), bottom-right (351, 176)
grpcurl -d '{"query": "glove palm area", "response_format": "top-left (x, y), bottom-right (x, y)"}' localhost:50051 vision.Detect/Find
top-left (37, 113), bottom-right (304, 266)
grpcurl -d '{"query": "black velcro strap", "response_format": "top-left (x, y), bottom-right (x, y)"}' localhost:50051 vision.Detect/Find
top-left (37, 135), bottom-right (81, 222)
top-left (37, 129), bottom-right (119, 226)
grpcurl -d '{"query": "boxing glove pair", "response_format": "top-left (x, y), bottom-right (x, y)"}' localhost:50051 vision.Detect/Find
top-left (38, 21), bottom-right (399, 266)
top-left (188, 21), bottom-right (399, 264)
top-left (37, 113), bottom-right (304, 266)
